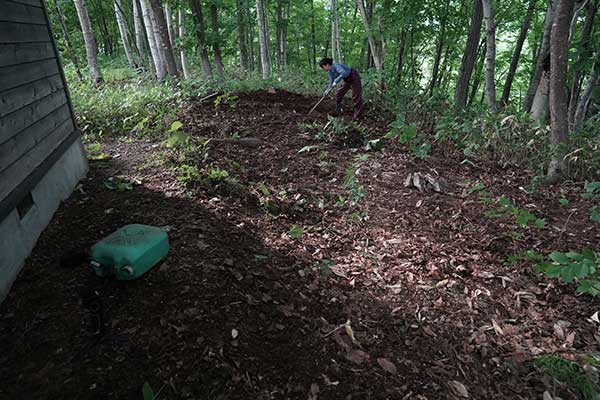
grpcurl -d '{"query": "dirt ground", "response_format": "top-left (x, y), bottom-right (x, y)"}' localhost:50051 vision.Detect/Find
top-left (2, 90), bottom-right (599, 400)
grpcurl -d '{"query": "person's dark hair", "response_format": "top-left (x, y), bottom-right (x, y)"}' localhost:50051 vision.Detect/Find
top-left (319, 57), bottom-right (333, 68)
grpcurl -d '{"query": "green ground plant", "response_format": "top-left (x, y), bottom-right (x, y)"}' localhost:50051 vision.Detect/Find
top-left (535, 355), bottom-right (600, 400)
top-left (387, 114), bottom-right (430, 158)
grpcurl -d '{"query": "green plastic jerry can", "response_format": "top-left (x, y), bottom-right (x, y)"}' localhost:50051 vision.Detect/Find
top-left (91, 224), bottom-right (169, 280)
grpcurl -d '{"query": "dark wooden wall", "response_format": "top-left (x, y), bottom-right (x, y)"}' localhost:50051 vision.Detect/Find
top-left (0, 0), bottom-right (80, 221)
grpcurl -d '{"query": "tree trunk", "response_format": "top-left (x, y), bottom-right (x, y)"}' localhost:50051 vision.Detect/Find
top-left (178, 8), bottom-right (191, 79)
top-left (114, 0), bottom-right (137, 68)
top-left (428, 1), bottom-right (449, 97)
top-left (310, 0), bottom-right (317, 72)
top-left (54, 0), bottom-right (83, 81)
top-left (133, 0), bottom-right (146, 65)
top-left (190, 0), bottom-right (212, 77)
top-left (209, 0), bottom-right (225, 74)
top-left (573, 49), bottom-right (600, 131)
top-left (548, 0), bottom-right (576, 181)
top-left (531, 70), bottom-right (550, 121)
top-left (455, 0), bottom-right (483, 109)
top-left (95, 1), bottom-right (114, 55)
top-left (140, 0), bottom-right (164, 78)
top-left (500, 0), bottom-right (536, 106)
top-left (331, 0), bottom-right (343, 62)
top-left (524, 0), bottom-right (557, 112)
top-left (481, 0), bottom-right (497, 112)
top-left (73, 0), bottom-right (103, 84)
top-left (147, 0), bottom-right (179, 78)
top-left (469, 39), bottom-right (487, 106)
top-left (396, 29), bottom-right (407, 81)
top-left (164, 3), bottom-right (177, 50)
top-left (247, 0), bottom-right (255, 72)
top-left (568, 0), bottom-right (598, 128)
top-left (256, 0), bottom-right (270, 79)
top-left (356, 0), bottom-right (383, 72)
top-left (237, 0), bottom-right (249, 70)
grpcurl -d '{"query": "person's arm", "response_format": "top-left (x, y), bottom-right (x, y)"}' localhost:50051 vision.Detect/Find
top-left (325, 71), bottom-right (334, 93)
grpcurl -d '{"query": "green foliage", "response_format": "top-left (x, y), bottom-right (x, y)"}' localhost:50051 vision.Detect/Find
top-left (505, 249), bottom-right (544, 265)
top-left (535, 355), bottom-right (600, 400)
top-left (387, 114), bottom-right (430, 158)
top-left (214, 93), bottom-right (239, 108)
top-left (591, 206), bottom-right (600, 224)
top-left (583, 182), bottom-right (600, 199)
top-left (71, 78), bottom-right (181, 139)
top-left (475, 191), bottom-right (546, 230)
top-left (317, 259), bottom-right (336, 278)
top-left (142, 383), bottom-right (155, 400)
top-left (85, 143), bottom-right (111, 161)
top-left (103, 176), bottom-right (137, 191)
top-left (208, 168), bottom-right (230, 182)
top-left (342, 164), bottom-right (365, 207)
top-left (288, 225), bottom-right (305, 239)
top-left (176, 165), bottom-right (201, 185)
top-left (560, 197), bottom-right (570, 207)
top-left (535, 249), bottom-right (600, 296)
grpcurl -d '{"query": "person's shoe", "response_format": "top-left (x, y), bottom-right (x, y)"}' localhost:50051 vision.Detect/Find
top-left (335, 103), bottom-right (343, 116)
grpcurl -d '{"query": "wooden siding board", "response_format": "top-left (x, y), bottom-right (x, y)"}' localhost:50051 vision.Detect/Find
top-left (0, 58), bottom-right (58, 92)
top-left (0, 42), bottom-right (54, 67)
top-left (0, 118), bottom-right (74, 202)
top-left (0, 21), bottom-right (50, 44)
top-left (5, 0), bottom-right (42, 9)
top-left (0, 103), bottom-right (70, 171)
top-left (0, 73), bottom-right (63, 118)
top-left (0, 2), bottom-right (46, 24)
top-left (0, 88), bottom-right (67, 144)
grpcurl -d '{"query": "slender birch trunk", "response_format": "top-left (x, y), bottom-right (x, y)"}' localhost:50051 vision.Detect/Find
top-left (356, 0), bottom-right (382, 72)
top-left (331, 0), bottom-right (343, 62)
top-left (524, 0), bottom-right (557, 112)
top-left (55, 0), bottom-right (83, 81)
top-left (114, 0), bottom-right (137, 68)
top-left (73, 0), bottom-right (103, 84)
top-left (573, 50), bottom-right (600, 131)
top-left (133, 0), bottom-right (146, 64)
top-left (140, 0), bottom-right (163, 78)
top-left (178, 8), bottom-right (191, 79)
top-left (481, 0), bottom-right (497, 112)
top-left (256, 0), bottom-right (270, 79)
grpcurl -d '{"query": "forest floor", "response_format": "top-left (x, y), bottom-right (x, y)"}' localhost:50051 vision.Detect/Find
top-left (2, 90), bottom-right (600, 400)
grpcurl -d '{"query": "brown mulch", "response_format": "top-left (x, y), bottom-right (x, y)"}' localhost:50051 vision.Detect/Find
top-left (1, 90), bottom-right (599, 400)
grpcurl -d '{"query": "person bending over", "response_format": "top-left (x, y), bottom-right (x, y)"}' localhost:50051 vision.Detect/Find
top-left (319, 57), bottom-right (363, 120)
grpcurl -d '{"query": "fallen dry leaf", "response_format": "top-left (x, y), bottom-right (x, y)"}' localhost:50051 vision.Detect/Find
top-left (377, 358), bottom-right (398, 375)
top-left (346, 349), bottom-right (369, 365)
top-left (449, 380), bottom-right (469, 398)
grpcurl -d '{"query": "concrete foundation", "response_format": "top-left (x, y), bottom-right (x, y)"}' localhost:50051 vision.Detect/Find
top-left (0, 139), bottom-right (87, 301)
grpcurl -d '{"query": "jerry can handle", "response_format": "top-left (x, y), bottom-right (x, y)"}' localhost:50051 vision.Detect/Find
top-left (121, 266), bottom-right (134, 276)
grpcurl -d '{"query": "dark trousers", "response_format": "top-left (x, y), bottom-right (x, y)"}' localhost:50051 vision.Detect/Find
top-left (335, 68), bottom-right (363, 120)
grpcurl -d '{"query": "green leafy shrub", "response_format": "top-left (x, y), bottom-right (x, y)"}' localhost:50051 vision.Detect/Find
top-left (535, 249), bottom-right (600, 295)
top-left (176, 165), bottom-right (201, 185)
top-left (214, 93), bottom-right (239, 108)
top-left (387, 114), bottom-right (430, 158)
